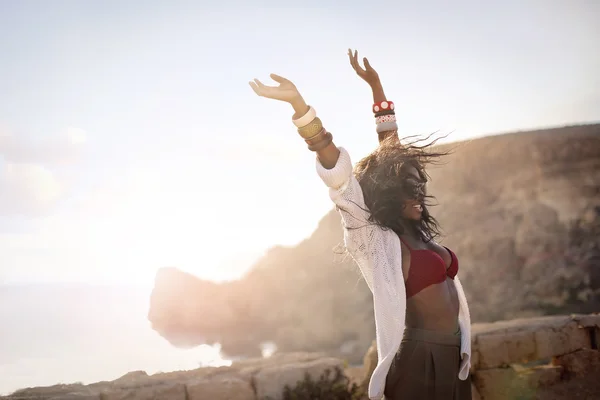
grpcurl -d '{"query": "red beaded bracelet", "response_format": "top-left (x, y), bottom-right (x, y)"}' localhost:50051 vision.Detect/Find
top-left (372, 101), bottom-right (395, 114)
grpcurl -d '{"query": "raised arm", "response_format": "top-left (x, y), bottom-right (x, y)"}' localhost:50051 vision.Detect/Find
top-left (249, 74), bottom-right (340, 169)
top-left (348, 49), bottom-right (399, 144)
top-left (249, 73), bottom-right (382, 289)
top-left (288, 95), bottom-right (340, 170)
top-left (248, 73), bottom-right (367, 207)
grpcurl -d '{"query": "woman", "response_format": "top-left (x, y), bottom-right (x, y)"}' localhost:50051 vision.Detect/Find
top-left (249, 49), bottom-right (472, 400)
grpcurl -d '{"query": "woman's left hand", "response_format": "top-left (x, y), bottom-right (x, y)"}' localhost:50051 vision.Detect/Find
top-left (348, 49), bottom-right (380, 87)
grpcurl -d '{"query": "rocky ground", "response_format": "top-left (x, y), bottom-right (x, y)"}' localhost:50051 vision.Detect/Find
top-left (3, 313), bottom-right (599, 400)
top-left (1, 353), bottom-right (342, 400)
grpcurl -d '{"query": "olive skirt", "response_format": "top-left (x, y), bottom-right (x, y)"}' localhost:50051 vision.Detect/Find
top-left (384, 328), bottom-right (472, 400)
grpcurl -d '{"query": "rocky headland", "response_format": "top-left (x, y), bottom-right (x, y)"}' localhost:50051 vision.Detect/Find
top-left (148, 124), bottom-right (600, 363)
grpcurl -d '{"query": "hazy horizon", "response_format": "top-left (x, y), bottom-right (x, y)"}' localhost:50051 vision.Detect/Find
top-left (1, 0), bottom-right (599, 287)
top-left (0, 284), bottom-right (233, 395)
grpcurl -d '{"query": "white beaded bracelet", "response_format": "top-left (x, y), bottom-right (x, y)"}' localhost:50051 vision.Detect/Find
top-left (376, 121), bottom-right (398, 133)
top-left (292, 106), bottom-right (317, 128)
top-left (376, 114), bottom-right (397, 124)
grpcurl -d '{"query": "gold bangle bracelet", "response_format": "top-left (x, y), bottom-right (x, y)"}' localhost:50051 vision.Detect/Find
top-left (304, 127), bottom-right (327, 144)
top-left (297, 117), bottom-right (323, 139)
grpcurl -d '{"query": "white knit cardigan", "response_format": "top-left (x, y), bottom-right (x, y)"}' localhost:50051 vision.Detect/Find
top-left (315, 147), bottom-right (472, 400)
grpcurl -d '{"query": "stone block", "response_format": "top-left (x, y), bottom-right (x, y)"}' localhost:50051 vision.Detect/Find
top-left (534, 321), bottom-right (590, 359)
top-left (469, 347), bottom-right (479, 373)
top-left (473, 368), bottom-right (518, 400)
top-left (477, 332), bottom-right (508, 370)
top-left (474, 366), bottom-right (553, 400)
top-left (102, 383), bottom-right (186, 400)
top-left (471, 382), bottom-right (481, 400)
top-left (572, 313), bottom-right (600, 328)
top-left (554, 349), bottom-right (600, 378)
top-left (476, 363), bottom-right (566, 400)
top-left (477, 330), bottom-right (536, 368)
top-left (236, 352), bottom-right (327, 376)
top-left (505, 331), bottom-right (537, 363)
top-left (472, 315), bottom-right (572, 338)
top-left (186, 377), bottom-right (254, 400)
top-left (521, 364), bottom-right (562, 388)
top-left (572, 314), bottom-right (600, 350)
top-left (254, 357), bottom-right (343, 400)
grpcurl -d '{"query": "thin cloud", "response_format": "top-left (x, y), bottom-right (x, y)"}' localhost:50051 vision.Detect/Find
top-left (0, 125), bottom-right (85, 216)
top-left (0, 162), bottom-right (62, 216)
top-left (0, 126), bottom-right (86, 166)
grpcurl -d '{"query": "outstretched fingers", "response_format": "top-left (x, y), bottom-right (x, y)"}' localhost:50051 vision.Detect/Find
top-left (249, 74), bottom-right (298, 101)
top-left (248, 79), bottom-right (262, 95)
top-left (270, 73), bottom-right (289, 84)
top-left (348, 48), bottom-right (365, 74)
top-left (254, 78), bottom-right (268, 88)
top-left (249, 78), bottom-right (275, 97)
top-left (248, 80), bottom-right (260, 95)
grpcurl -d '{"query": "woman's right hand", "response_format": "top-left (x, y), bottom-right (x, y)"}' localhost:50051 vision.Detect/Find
top-left (249, 74), bottom-right (302, 103)
top-left (249, 73), bottom-right (309, 117)
top-left (249, 73), bottom-right (339, 167)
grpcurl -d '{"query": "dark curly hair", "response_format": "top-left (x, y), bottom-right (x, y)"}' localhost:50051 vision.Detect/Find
top-left (354, 134), bottom-right (449, 242)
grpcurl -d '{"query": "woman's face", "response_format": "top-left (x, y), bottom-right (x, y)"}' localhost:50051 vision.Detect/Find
top-left (401, 165), bottom-right (426, 221)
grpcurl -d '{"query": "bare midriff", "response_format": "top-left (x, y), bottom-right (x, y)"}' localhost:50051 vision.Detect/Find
top-left (405, 278), bottom-right (460, 333)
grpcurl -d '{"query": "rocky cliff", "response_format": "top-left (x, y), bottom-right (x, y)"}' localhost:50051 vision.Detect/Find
top-left (148, 124), bottom-right (600, 363)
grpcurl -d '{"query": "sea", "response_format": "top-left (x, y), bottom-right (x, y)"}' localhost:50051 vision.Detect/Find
top-left (0, 283), bottom-right (237, 395)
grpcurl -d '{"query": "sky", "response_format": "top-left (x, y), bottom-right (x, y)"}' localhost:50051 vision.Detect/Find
top-left (0, 0), bottom-right (598, 287)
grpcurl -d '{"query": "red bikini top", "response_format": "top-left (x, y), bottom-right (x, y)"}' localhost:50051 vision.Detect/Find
top-left (400, 238), bottom-right (459, 299)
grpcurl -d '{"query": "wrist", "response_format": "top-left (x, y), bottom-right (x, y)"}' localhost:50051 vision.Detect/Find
top-left (369, 80), bottom-right (383, 90)
top-left (370, 81), bottom-right (387, 104)
top-left (290, 96), bottom-right (309, 119)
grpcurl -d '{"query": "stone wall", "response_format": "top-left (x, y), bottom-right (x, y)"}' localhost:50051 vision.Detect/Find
top-left (470, 313), bottom-right (600, 400)
top-left (3, 313), bottom-right (599, 400)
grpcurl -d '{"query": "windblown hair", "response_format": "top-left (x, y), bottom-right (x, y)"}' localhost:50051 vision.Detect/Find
top-left (354, 134), bottom-right (449, 242)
